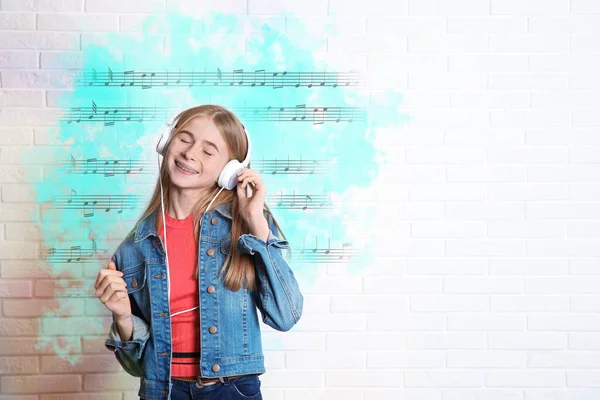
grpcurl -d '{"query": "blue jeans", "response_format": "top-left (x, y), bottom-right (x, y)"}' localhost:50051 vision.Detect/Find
top-left (143, 374), bottom-right (263, 400)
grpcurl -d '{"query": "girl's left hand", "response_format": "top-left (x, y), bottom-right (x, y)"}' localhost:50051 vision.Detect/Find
top-left (236, 168), bottom-right (267, 222)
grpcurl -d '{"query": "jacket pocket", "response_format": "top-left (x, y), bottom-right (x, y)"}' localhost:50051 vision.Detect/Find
top-left (220, 236), bottom-right (232, 255)
top-left (122, 261), bottom-right (146, 294)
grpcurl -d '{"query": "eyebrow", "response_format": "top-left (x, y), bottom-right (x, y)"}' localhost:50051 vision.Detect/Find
top-left (179, 130), bottom-right (220, 154)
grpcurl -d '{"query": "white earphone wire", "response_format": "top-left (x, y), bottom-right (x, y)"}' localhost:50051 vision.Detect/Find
top-left (157, 115), bottom-right (248, 318)
top-left (158, 152), bottom-right (226, 318)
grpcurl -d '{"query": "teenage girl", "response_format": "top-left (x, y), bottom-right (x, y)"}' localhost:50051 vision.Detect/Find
top-left (94, 104), bottom-right (304, 400)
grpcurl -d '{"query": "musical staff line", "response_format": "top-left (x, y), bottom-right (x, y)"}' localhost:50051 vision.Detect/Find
top-left (40, 239), bottom-right (107, 264)
top-left (43, 190), bottom-right (338, 217)
top-left (62, 103), bottom-right (366, 126)
top-left (274, 190), bottom-right (333, 210)
top-left (295, 237), bottom-right (358, 263)
top-left (58, 155), bottom-right (336, 176)
top-left (73, 67), bottom-right (366, 89)
top-left (44, 190), bottom-right (140, 218)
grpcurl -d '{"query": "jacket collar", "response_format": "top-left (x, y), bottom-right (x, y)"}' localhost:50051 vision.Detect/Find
top-left (134, 202), bottom-right (232, 243)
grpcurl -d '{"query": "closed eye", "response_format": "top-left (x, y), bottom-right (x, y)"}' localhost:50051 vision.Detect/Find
top-left (178, 136), bottom-right (214, 156)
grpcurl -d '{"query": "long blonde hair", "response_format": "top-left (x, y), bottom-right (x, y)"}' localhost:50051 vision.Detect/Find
top-left (130, 105), bottom-right (289, 292)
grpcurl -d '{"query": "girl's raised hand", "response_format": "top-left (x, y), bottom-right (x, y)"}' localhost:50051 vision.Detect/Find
top-left (236, 168), bottom-right (267, 222)
top-left (94, 261), bottom-right (132, 321)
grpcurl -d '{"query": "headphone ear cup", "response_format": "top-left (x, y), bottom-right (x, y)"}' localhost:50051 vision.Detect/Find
top-left (218, 160), bottom-right (245, 190)
top-left (156, 134), bottom-right (168, 155)
top-left (156, 126), bottom-right (171, 156)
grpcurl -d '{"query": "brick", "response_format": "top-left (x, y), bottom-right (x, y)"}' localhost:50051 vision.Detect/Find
top-left (0, 280), bottom-right (32, 297)
top-left (0, 0), bottom-right (83, 12)
top-left (490, 35), bottom-right (569, 53)
top-left (571, 0), bottom-right (600, 14)
top-left (0, 90), bottom-right (44, 107)
top-left (0, 318), bottom-right (39, 336)
top-left (368, 17), bottom-right (445, 34)
top-left (83, 373), bottom-right (144, 391)
top-left (0, 32), bottom-right (79, 50)
top-left (286, 350), bottom-right (364, 369)
top-left (0, 51), bottom-right (38, 68)
top-left (487, 371), bottom-right (565, 387)
top-left (0, 129), bottom-right (33, 146)
top-left (38, 13), bottom-right (118, 31)
top-left (0, 337), bottom-right (81, 355)
top-left (329, 0), bottom-right (408, 15)
top-left (0, 356), bottom-right (39, 374)
top-left (4, 298), bottom-right (85, 317)
top-left (85, 0), bottom-right (165, 13)
top-left (41, 354), bottom-right (119, 373)
top-left (288, 16), bottom-right (364, 36)
top-left (368, 350), bottom-right (445, 368)
top-left (168, 0), bottom-right (246, 14)
top-left (410, 0), bottom-right (488, 15)
top-left (491, 0), bottom-right (568, 14)
top-left (0, 71), bottom-right (76, 87)
top-left (0, 13), bottom-right (36, 30)
top-left (447, 17), bottom-right (527, 33)
top-left (327, 370), bottom-right (408, 387)
top-left (530, 16), bottom-right (600, 34)
top-left (1, 374), bottom-right (81, 393)
top-left (408, 34), bottom-right (488, 53)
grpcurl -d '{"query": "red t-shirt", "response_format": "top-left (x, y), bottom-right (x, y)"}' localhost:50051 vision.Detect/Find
top-left (157, 212), bottom-right (200, 377)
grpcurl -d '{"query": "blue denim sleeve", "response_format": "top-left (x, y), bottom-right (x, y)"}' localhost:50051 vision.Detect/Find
top-left (104, 252), bottom-right (150, 377)
top-left (236, 212), bottom-right (304, 332)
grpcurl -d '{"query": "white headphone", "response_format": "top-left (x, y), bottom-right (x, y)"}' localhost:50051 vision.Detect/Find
top-left (156, 111), bottom-right (252, 190)
top-left (155, 109), bottom-right (252, 318)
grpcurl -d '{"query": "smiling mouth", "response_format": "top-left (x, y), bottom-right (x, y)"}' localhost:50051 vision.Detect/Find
top-left (175, 160), bottom-right (199, 174)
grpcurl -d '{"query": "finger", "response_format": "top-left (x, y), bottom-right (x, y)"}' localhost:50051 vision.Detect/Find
top-left (97, 278), bottom-right (127, 300)
top-left (238, 168), bottom-right (256, 178)
top-left (94, 269), bottom-right (123, 290)
top-left (96, 276), bottom-right (127, 298)
top-left (241, 175), bottom-right (259, 189)
top-left (244, 178), bottom-right (260, 190)
top-left (99, 281), bottom-right (128, 303)
top-left (94, 261), bottom-right (122, 289)
top-left (236, 180), bottom-right (246, 197)
top-left (106, 290), bottom-right (128, 304)
top-left (101, 286), bottom-right (126, 304)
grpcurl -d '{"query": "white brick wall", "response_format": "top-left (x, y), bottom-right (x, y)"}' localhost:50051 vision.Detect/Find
top-left (2, 0), bottom-right (600, 399)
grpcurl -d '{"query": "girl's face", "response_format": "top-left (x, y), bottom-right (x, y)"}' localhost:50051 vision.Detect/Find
top-left (166, 116), bottom-right (230, 190)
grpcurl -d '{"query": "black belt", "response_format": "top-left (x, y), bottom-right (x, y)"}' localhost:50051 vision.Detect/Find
top-left (172, 374), bottom-right (245, 387)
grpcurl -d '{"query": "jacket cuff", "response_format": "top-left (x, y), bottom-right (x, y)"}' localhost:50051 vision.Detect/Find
top-left (104, 314), bottom-right (150, 359)
top-left (237, 231), bottom-right (289, 255)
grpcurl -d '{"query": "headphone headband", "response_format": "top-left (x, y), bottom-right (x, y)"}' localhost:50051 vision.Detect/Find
top-left (156, 111), bottom-right (251, 164)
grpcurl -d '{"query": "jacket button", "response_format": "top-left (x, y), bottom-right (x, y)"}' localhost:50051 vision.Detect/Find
top-left (207, 285), bottom-right (215, 294)
top-left (209, 325), bottom-right (217, 334)
top-left (211, 364), bottom-right (220, 372)
top-left (206, 248), bottom-right (215, 256)
top-left (211, 217), bottom-right (217, 225)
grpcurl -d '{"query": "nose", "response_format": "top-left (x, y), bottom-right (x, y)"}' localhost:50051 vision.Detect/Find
top-left (181, 142), bottom-right (202, 161)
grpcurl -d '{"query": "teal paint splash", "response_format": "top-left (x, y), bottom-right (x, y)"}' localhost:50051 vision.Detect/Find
top-left (23, 12), bottom-right (406, 365)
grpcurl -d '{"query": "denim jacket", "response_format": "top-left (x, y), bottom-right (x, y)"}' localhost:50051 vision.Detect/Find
top-left (104, 202), bottom-right (303, 400)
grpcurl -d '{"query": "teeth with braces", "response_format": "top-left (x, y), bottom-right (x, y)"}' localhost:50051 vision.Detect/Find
top-left (176, 161), bottom-right (197, 174)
